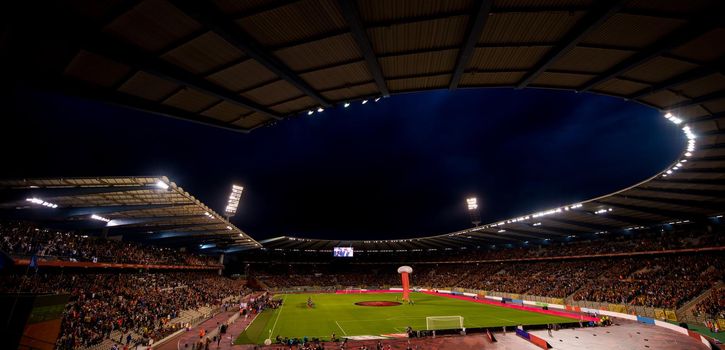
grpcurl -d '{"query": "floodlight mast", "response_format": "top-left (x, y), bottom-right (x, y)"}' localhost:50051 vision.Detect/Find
top-left (466, 197), bottom-right (481, 226)
top-left (224, 184), bottom-right (244, 220)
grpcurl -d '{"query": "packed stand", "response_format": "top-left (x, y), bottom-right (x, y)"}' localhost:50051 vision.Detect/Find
top-left (0, 271), bottom-right (248, 350)
top-left (692, 287), bottom-right (724, 319)
top-left (0, 220), bottom-right (218, 266)
top-left (254, 253), bottom-right (723, 310)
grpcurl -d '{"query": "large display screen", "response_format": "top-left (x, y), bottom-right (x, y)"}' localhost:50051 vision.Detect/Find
top-left (333, 247), bottom-right (354, 257)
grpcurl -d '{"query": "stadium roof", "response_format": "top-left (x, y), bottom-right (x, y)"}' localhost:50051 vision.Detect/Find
top-left (4, 0), bottom-right (725, 251)
top-left (4, 0), bottom-right (724, 133)
top-left (0, 176), bottom-right (261, 251)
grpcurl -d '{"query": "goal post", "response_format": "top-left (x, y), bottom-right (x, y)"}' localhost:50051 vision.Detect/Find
top-left (426, 316), bottom-right (464, 330)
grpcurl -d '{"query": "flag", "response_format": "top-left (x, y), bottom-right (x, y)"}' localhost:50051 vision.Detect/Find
top-left (29, 254), bottom-right (38, 270)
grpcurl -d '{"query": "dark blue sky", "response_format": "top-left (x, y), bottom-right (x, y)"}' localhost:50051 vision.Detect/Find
top-left (1, 87), bottom-right (684, 240)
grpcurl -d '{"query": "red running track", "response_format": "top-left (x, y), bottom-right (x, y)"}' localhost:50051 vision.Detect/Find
top-left (420, 291), bottom-right (600, 323)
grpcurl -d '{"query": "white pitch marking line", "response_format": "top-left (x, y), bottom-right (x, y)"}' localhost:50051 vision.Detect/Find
top-left (269, 295), bottom-right (286, 337)
top-left (335, 320), bottom-right (348, 336)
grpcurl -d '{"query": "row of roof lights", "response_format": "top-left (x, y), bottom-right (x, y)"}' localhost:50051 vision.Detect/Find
top-left (90, 214), bottom-right (111, 222)
top-left (307, 97), bottom-right (382, 116)
top-left (26, 198), bottom-right (58, 208)
top-left (594, 208), bottom-right (613, 214)
top-left (449, 203), bottom-right (584, 234)
top-left (662, 113), bottom-right (696, 178)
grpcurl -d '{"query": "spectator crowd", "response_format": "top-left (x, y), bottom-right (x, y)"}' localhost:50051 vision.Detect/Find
top-left (0, 220), bottom-right (218, 266)
top-left (0, 271), bottom-right (248, 350)
top-left (254, 252), bottom-right (723, 310)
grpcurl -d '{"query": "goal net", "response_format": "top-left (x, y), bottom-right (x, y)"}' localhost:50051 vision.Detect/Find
top-left (426, 316), bottom-right (464, 330)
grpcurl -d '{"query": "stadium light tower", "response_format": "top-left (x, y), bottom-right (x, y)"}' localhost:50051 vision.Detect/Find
top-left (467, 197), bottom-right (481, 226)
top-left (224, 185), bottom-right (244, 219)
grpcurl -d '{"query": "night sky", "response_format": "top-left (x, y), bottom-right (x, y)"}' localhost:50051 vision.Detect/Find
top-left (1, 87), bottom-right (684, 241)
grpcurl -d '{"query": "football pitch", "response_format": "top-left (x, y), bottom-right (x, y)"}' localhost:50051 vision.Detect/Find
top-left (235, 292), bottom-right (574, 344)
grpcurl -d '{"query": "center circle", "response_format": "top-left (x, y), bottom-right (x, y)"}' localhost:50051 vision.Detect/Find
top-left (354, 301), bottom-right (402, 307)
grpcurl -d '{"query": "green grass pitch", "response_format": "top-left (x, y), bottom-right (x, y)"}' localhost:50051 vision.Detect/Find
top-left (235, 292), bottom-right (574, 344)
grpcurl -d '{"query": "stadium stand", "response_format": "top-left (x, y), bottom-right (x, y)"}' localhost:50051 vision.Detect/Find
top-left (0, 270), bottom-right (248, 350)
top-left (0, 221), bottom-right (219, 266)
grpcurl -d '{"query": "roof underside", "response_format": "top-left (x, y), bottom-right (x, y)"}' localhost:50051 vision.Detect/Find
top-left (2, 0), bottom-right (725, 251)
top-left (0, 176), bottom-right (261, 251)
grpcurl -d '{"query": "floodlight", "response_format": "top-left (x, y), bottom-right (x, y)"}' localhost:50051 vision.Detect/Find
top-left (374, 97), bottom-right (381, 102)
top-left (307, 110), bottom-right (314, 115)
top-left (361, 99), bottom-right (368, 104)
top-left (156, 181), bottom-right (169, 190)
top-left (224, 184), bottom-right (244, 216)
top-left (227, 226), bottom-right (233, 230)
top-left (344, 102), bottom-right (350, 108)
top-left (317, 107), bottom-right (324, 112)
top-left (466, 197), bottom-right (478, 210)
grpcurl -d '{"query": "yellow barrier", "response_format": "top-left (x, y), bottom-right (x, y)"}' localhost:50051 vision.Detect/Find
top-left (665, 310), bottom-right (677, 321)
top-left (608, 304), bottom-right (627, 313)
top-left (654, 309), bottom-right (666, 320)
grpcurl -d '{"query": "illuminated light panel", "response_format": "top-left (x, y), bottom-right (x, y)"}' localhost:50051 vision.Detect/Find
top-left (224, 185), bottom-right (244, 216)
top-left (91, 214), bottom-right (111, 222)
top-left (26, 198), bottom-right (58, 208)
top-left (466, 197), bottom-right (478, 210)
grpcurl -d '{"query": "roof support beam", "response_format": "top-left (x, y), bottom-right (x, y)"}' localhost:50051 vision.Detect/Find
top-left (666, 90), bottom-right (725, 110)
top-left (690, 112), bottom-right (725, 124)
top-left (596, 201), bottom-right (683, 219)
top-left (338, 0), bottom-right (389, 97)
top-left (546, 218), bottom-right (618, 232)
top-left (509, 223), bottom-right (572, 237)
top-left (517, 0), bottom-right (628, 88)
top-left (573, 208), bottom-right (657, 226)
top-left (173, 1), bottom-right (331, 107)
top-left (145, 230), bottom-right (231, 240)
top-left (649, 178), bottom-right (725, 186)
top-left (35, 79), bottom-right (256, 133)
top-left (636, 186), bottom-right (725, 198)
top-left (629, 59), bottom-right (725, 99)
top-left (448, 0), bottom-right (493, 90)
top-left (614, 194), bottom-right (719, 211)
top-left (579, 13), bottom-right (723, 91)
top-left (57, 6), bottom-right (282, 121)
top-left (675, 167), bottom-right (725, 174)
